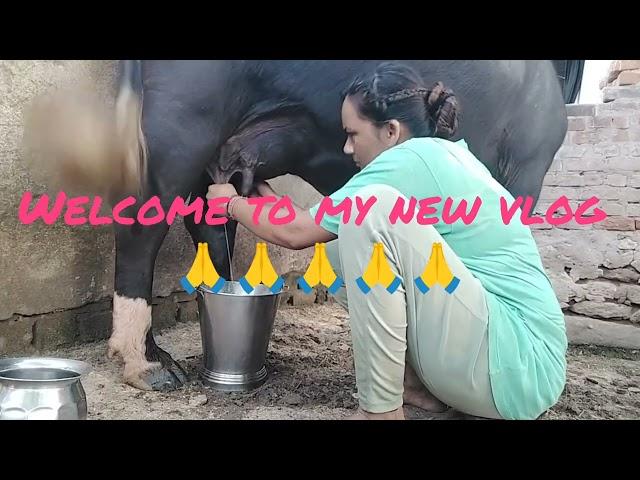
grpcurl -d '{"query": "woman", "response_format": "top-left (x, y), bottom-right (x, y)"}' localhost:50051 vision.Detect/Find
top-left (207, 62), bottom-right (567, 420)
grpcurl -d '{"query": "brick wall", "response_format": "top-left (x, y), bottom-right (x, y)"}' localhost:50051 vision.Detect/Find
top-left (533, 85), bottom-right (640, 328)
top-left (600, 60), bottom-right (640, 88)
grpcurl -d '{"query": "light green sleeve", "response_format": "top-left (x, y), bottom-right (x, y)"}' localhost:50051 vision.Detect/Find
top-left (308, 172), bottom-right (371, 235)
top-left (307, 147), bottom-right (417, 235)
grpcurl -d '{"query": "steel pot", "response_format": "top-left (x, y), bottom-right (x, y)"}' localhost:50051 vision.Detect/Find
top-left (0, 357), bottom-right (91, 420)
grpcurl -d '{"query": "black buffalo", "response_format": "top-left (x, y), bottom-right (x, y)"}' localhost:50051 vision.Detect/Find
top-left (23, 60), bottom-right (569, 391)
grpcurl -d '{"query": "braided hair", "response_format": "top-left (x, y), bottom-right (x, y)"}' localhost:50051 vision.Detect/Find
top-left (342, 62), bottom-right (460, 139)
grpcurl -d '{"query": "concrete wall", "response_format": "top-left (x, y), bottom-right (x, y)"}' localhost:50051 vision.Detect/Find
top-left (0, 60), bottom-right (323, 355)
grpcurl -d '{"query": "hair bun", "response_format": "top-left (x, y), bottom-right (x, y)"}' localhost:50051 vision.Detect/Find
top-left (425, 82), bottom-right (460, 139)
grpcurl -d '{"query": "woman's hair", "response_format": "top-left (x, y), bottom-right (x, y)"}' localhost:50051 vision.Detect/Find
top-left (342, 62), bottom-right (460, 139)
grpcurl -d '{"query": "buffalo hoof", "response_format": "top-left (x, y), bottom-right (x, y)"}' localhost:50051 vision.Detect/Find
top-left (144, 344), bottom-right (189, 392)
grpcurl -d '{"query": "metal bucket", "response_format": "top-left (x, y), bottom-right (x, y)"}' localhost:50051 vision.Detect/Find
top-left (0, 357), bottom-right (92, 420)
top-left (196, 281), bottom-right (282, 392)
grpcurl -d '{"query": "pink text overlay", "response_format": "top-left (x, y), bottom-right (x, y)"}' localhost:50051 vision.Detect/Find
top-left (18, 192), bottom-right (607, 227)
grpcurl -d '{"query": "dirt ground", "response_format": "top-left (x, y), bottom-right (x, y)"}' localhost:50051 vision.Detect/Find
top-left (44, 303), bottom-right (640, 420)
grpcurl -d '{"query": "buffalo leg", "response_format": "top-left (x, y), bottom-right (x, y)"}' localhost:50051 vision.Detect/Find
top-left (109, 220), bottom-right (188, 391)
top-left (108, 91), bottom-right (224, 391)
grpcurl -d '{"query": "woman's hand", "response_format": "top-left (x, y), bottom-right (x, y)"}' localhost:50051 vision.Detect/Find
top-left (206, 183), bottom-right (238, 200)
top-left (205, 179), bottom-right (335, 249)
top-left (255, 180), bottom-right (278, 198)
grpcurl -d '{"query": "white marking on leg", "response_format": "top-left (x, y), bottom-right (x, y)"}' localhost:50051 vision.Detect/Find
top-left (108, 293), bottom-right (160, 390)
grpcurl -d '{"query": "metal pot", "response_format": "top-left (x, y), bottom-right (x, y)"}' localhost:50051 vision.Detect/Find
top-left (196, 281), bottom-right (282, 392)
top-left (0, 357), bottom-right (92, 420)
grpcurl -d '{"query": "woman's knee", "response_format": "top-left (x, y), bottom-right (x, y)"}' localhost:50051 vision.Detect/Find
top-left (338, 183), bottom-right (406, 240)
top-left (324, 241), bottom-right (349, 310)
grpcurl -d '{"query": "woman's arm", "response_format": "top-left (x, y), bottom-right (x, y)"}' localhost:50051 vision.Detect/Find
top-left (208, 181), bottom-right (336, 250)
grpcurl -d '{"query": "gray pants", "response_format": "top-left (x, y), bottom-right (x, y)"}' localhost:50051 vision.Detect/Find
top-left (323, 184), bottom-right (502, 419)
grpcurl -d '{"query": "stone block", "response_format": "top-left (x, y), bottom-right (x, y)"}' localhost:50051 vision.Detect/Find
top-left (0, 317), bottom-right (36, 355)
top-left (603, 248), bottom-right (634, 267)
top-left (608, 156), bottom-right (639, 171)
top-left (615, 70), bottom-right (640, 86)
top-left (626, 285), bottom-right (640, 304)
top-left (603, 86), bottom-right (640, 103)
top-left (565, 104), bottom-right (595, 117)
top-left (569, 301), bottom-right (632, 319)
top-left (545, 174), bottom-right (584, 187)
top-left (618, 237), bottom-right (638, 250)
top-left (177, 300), bottom-right (199, 324)
top-left (583, 173), bottom-right (604, 186)
top-left (594, 144), bottom-right (620, 158)
top-left (565, 314), bottom-right (640, 349)
top-left (31, 303), bottom-right (112, 351)
top-left (568, 266), bottom-right (603, 281)
top-left (600, 202), bottom-right (626, 216)
top-left (601, 267), bottom-right (640, 283)
top-left (556, 144), bottom-right (589, 159)
top-left (619, 61), bottom-right (640, 71)
top-left (581, 280), bottom-right (618, 300)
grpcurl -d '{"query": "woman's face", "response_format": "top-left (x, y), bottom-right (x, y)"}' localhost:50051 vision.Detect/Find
top-left (341, 96), bottom-right (403, 169)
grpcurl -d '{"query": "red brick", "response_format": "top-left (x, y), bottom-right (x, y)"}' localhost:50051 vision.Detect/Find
top-left (568, 117), bottom-right (584, 131)
top-left (557, 222), bottom-right (593, 230)
top-left (619, 61), bottom-right (640, 71)
top-left (618, 71), bottom-right (640, 85)
top-left (570, 131), bottom-right (590, 144)
top-left (594, 113), bottom-right (631, 129)
top-left (608, 61), bottom-right (621, 82)
top-left (608, 61), bottom-right (640, 83)
top-left (593, 217), bottom-right (636, 231)
top-left (597, 129), bottom-right (629, 143)
top-left (595, 115), bottom-right (614, 128)
top-left (529, 222), bottom-right (553, 230)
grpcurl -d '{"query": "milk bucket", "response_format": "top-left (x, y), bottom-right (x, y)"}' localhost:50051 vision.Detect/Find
top-left (196, 281), bottom-right (282, 391)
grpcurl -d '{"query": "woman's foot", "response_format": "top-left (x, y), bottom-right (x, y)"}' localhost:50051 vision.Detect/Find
top-left (347, 407), bottom-right (405, 420)
top-left (403, 387), bottom-right (449, 413)
top-left (403, 362), bottom-right (449, 413)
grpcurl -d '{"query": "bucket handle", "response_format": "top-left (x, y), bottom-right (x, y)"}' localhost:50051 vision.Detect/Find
top-left (195, 284), bottom-right (290, 296)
